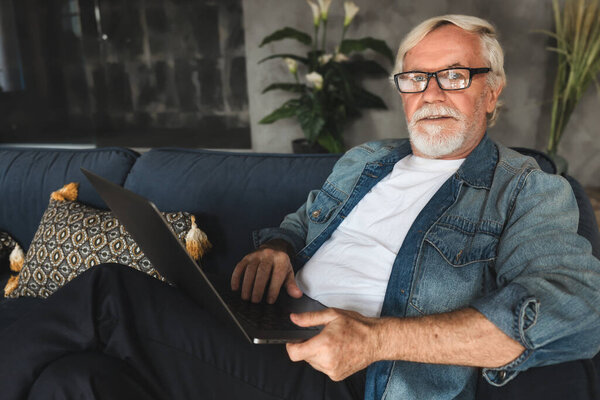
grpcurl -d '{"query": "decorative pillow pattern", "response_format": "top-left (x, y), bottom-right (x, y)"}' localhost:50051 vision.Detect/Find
top-left (6, 183), bottom-right (211, 299)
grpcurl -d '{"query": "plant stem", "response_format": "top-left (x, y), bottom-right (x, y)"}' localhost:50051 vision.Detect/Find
top-left (546, 0), bottom-right (600, 155)
top-left (340, 25), bottom-right (348, 47)
top-left (321, 19), bottom-right (328, 51)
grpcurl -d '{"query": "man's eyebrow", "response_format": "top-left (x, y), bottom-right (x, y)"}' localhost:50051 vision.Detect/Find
top-left (404, 62), bottom-right (467, 72)
top-left (447, 63), bottom-right (466, 68)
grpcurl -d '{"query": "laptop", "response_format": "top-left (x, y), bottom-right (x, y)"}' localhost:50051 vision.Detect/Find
top-left (81, 168), bottom-right (326, 344)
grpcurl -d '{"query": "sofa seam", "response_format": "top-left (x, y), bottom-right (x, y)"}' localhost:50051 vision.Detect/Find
top-left (152, 148), bottom-right (341, 159)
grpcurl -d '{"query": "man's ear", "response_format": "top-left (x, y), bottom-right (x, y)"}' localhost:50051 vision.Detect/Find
top-left (486, 83), bottom-right (504, 114)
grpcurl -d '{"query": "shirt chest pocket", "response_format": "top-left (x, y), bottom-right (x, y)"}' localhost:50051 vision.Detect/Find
top-left (307, 189), bottom-right (342, 224)
top-left (408, 220), bottom-right (500, 315)
top-left (424, 222), bottom-right (499, 267)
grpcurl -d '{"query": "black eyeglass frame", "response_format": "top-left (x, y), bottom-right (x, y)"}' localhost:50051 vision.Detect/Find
top-left (393, 67), bottom-right (491, 93)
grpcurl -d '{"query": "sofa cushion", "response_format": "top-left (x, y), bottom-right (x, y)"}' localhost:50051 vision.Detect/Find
top-left (511, 147), bottom-right (556, 174)
top-left (476, 358), bottom-right (598, 399)
top-left (0, 295), bottom-right (43, 330)
top-left (564, 175), bottom-right (600, 259)
top-left (124, 149), bottom-right (339, 275)
top-left (0, 147), bottom-right (139, 250)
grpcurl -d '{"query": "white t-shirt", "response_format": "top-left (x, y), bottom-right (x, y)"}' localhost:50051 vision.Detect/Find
top-left (296, 155), bottom-right (465, 317)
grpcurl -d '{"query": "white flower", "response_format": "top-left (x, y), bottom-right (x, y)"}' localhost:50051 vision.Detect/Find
top-left (343, 1), bottom-right (359, 27)
top-left (334, 52), bottom-right (349, 62)
top-left (306, 72), bottom-right (324, 90)
top-left (318, 0), bottom-right (332, 20)
top-left (306, 0), bottom-right (320, 26)
top-left (284, 58), bottom-right (298, 74)
top-left (319, 54), bottom-right (333, 65)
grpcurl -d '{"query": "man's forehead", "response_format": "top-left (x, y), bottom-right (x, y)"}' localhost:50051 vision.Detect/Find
top-left (403, 25), bottom-right (484, 71)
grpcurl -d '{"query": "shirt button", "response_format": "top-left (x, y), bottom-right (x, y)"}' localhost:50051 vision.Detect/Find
top-left (498, 371), bottom-right (507, 380)
top-left (311, 210), bottom-right (321, 218)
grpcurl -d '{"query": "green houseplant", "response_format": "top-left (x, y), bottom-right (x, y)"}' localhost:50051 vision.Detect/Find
top-left (258, 0), bottom-right (394, 153)
top-left (541, 0), bottom-right (600, 172)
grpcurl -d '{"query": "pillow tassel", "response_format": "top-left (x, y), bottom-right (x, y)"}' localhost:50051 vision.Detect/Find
top-left (50, 182), bottom-right (79, 202)
top-left (185, 215), bottom-right (212, 260)
top-left (4, 275), bottom-right (19, 297)
top-left (9, 243), bottom-right (24, 272)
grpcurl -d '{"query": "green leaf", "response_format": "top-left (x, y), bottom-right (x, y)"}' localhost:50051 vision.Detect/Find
top-left (343, 60), bottom-right (389, 76)
top-left (352, 86), bottom-right (387, 109)
top-left (257, 54), bottom-right (309, 65)
top-left (298, 111), bottom-right (325, 143)
top-left (545, 46), bottom-right (570, 57)
top-left (544, 0), bottom-right (600, 154)
top-left (259, 99), bottom-right (300, 124)
top-left (317, 133), bottom-right (344, 153)
top-left (262, 83), bottom-right (307, 94)
top-left (297, 95), bottom-right (326, 143)
top-left (259, 27), bottom-right (312, 47)
top-left (339, 38), bottom-right (395, 64)
top-left (325, 63), bottom-right (357, 106)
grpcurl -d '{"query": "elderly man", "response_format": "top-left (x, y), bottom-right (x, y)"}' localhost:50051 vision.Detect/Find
top-left (232, 14), bottom-right (600, 399)
top-left (1, 14), bottom-right (599, 400)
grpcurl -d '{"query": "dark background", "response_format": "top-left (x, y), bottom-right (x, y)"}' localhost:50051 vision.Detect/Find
top-left (0, 0), bottom-right (250, 148)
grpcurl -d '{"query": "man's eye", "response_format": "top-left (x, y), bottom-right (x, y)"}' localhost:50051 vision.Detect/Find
top-left (447, 71), bottom-right (466, 80)
top-left (412, 75), bottom-right (427, 82)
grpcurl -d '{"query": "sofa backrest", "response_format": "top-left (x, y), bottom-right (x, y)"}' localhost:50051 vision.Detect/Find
top-left (1, 145), bottom-right (598, 277)
top-left (124, 148), bottom-right (340, 274)
top-left (0, 147), bottom-right (138, 248)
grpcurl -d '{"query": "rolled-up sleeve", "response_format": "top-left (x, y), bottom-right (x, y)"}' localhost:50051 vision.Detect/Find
top-left (253, 189), bottom-right (320, 266)
top-left (470, 169), bottom-right (600, 386)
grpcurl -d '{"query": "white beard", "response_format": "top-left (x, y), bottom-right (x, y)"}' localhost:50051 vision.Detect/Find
top-left (406, 99), bottom-right (485, 158)
top-left (409, 122), bottom-right (467, 158)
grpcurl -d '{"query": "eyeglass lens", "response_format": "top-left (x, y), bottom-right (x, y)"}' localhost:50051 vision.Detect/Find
top-left (397, 68), bottom-right (471, 93)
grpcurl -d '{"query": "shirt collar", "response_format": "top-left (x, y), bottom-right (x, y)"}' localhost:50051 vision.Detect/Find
top-left (377, 140), bottom-right (413, 166)
top-left (455, 133), bottom-right (498, 189)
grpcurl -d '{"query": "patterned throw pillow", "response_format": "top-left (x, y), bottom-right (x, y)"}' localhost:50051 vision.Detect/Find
top-left (5, 183), bottom-right (211, 299)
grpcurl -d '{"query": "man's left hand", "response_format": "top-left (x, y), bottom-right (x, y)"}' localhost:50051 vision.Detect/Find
top-left (286, 308), bottom-right (382, 381)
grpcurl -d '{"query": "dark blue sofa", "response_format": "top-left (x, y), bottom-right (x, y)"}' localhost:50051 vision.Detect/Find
top-left (0, 145), bottom-right (598, 399)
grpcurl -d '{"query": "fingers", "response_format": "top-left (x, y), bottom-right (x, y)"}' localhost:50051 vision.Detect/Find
top-left (286, 331), bottom-right (337, 379)
top-left (230, 259), bottom-right (247, 291)
top-left (285, 273), bottom-right (303, 298)
top-left (241, 261), bottom-right (259, 300)
top-left (231, 247), bottom-right (294, 303)
top-left (251, 261), bottom-right (272, 303)
top-left (266, 266), bottom-right (286, 304)
top-left (286, 340), bottom-right (316, 363)
top-left (266, 255), bottom-right (298, 303)
top-left (286, 310), bottom-right (371, 382)
top-left (290, 308), bottom-right (338, 327)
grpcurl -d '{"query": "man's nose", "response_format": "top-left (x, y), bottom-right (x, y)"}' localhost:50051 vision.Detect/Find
top-left (422, 77), bottom-right (446, 103)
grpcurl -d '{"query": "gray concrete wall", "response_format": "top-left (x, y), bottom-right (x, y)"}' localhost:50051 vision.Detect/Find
top-left (1, 0), bottom-right (250, 148)
top-left (242, 0), bottom-right (600, 186)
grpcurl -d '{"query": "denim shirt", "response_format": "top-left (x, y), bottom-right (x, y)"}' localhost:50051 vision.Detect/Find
top-left (254, 135), bottom-right (600, 400)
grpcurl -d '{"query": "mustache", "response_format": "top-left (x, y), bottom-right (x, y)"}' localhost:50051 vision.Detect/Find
top-left (410, 105), bottom-right (463, 122)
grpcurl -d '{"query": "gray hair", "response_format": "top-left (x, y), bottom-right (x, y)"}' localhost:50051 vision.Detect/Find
top-left (394, 15), bottom-right (506, 126)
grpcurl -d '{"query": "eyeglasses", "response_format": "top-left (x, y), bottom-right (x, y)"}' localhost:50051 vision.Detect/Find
top-left (393, 67), bottom-right (491, 93)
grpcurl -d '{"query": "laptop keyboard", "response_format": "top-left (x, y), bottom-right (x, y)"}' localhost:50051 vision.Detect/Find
top-left (216, 285), bottom-right (318, 331)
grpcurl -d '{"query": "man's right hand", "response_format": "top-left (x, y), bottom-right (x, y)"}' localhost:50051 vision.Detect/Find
top-left (231, 239), bottom-right (303, 304)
